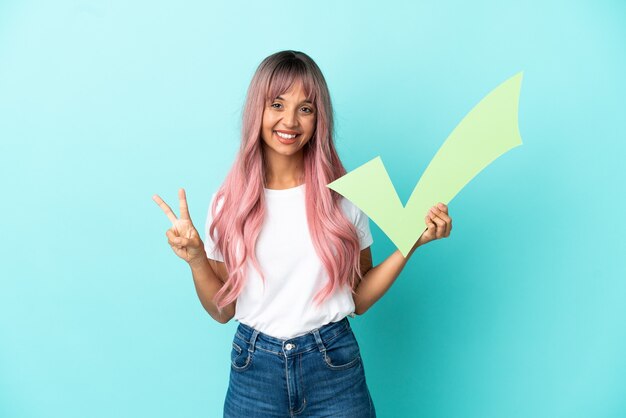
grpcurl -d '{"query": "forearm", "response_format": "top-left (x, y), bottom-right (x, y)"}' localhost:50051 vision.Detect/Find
top-left (353, 241), bottom-right (420, 315)
top-left (188, 252), bottom-right (235, 324)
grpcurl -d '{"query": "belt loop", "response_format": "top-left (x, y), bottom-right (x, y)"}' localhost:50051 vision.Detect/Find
top-left (248, 329), bottom-right (260, 353)
top-left (312, 328), bottom-right (326, 354)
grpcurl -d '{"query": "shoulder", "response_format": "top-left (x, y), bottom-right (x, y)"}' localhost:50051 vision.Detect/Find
top-left (205, 192), bottom-right (226, 225)
top-left (338, 197), bottom-right (366, 223)
top-left (209, 191), bottom-right (226, 211)
top-left (338, 198), bottom-right (372, 247)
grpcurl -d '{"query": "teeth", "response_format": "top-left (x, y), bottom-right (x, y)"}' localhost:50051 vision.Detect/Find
top-left (276, 131), bottom-right (297, 139)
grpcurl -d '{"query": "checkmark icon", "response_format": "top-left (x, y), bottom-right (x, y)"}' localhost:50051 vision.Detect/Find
top-left (327, 72), bottom-right (523, 257)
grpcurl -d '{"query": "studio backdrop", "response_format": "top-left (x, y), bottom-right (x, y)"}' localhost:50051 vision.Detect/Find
top-left (1, 1), bottom-right (624, 417)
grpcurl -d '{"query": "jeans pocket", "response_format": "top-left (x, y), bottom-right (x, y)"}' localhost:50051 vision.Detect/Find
top-left (321, 328), bottom-right (362, 371)
top-left (230, 333), bottom-right (253, 372)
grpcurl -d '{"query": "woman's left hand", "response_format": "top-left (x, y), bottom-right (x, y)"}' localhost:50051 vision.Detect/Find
top-left (416, 202), bottom-right (452, 247)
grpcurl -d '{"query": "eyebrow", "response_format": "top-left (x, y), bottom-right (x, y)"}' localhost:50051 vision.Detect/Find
top-left (275, 96), bottom-right (314, 105)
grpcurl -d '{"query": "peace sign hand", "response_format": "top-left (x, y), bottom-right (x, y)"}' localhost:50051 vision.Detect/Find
top-left (152, 188), bottom-right (205, 264)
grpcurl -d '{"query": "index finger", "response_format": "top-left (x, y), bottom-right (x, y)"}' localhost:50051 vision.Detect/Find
top-left (152, 194), bottom-right (178, 224)
top-left (179, 188), bottom-right (192, 220)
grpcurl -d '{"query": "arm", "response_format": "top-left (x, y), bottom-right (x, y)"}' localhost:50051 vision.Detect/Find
top-left (352, 202), bottom-right (452, 315)
top-left (152, 189), bottom-right (235, 324)
top-left (188, 252), bottom-right (236, 324)
top-left (352, 241), bottom-right (420, 315)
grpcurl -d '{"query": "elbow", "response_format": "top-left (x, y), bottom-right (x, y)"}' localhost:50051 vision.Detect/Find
top-left (215, 315), bottom-right (232, 324)
top-left (353, 303), bottom-right (369, 316)
top-left (215, 311), bottom-right (235, 324)
top-left (211, 308), bottom-right (235, 324)
top-left (211, 300), bottom-right (236, 324)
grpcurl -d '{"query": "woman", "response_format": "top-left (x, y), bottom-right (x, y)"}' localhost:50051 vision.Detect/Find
top-left (153, 50), bottom-right (452, 417)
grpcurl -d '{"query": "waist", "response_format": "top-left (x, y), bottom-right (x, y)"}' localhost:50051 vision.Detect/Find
top-left (234, 316), bottom-right (352, 356)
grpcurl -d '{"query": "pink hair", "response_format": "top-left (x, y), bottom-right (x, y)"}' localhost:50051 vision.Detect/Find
top-left (209, 50), bottom-right (363, 311)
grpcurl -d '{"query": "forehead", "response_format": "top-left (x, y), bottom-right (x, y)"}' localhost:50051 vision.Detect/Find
top-left (274, 82), bottom-right (312, 103)
top-left (267, 73), bottom-right (316, 103)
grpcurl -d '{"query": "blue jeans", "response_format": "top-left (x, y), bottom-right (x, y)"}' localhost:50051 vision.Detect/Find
top-left (223, 317), bottom-right (376, 417)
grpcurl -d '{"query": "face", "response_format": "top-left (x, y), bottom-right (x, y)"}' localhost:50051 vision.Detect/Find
top-left (260, 80), bottom-right (316, 160)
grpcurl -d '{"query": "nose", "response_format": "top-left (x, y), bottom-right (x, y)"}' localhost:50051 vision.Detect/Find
top-left (282, 108), bottom-right (299, 128)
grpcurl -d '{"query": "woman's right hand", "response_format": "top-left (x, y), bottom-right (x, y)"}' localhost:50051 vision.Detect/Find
top-left (152, 188), bottom-right (206, 265)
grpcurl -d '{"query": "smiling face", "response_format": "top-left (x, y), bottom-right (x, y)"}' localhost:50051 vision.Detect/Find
top-left (260, 80), bottom-right (316, 161)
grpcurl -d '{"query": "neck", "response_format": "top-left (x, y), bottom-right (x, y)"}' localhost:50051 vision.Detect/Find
top-left (263, 149), bottom-right (305, 190)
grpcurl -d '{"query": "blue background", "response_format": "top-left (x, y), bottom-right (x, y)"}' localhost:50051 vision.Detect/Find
top-left (1, 1), bottom-right (625, 417)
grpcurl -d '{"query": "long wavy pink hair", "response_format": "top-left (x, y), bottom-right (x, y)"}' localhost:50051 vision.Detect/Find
top-left (209, 50), bottom-right (363, 311)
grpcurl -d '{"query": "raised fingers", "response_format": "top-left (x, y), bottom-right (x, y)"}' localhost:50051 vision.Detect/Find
top-left (179, 188), bottom-right (192, 220)
top-left (153, 194), bottom-right (178, 224)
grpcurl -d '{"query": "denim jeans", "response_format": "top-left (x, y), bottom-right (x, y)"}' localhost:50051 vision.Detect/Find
top-left (223, 316), bottom-right (376, 417)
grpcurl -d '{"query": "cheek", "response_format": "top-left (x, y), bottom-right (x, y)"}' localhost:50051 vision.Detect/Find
top-left (261, 125), bottom-right (275, 142)
top-left (261, 110), bottom-right (275, 130)
top-left (306, 119), bottom-right (317, 136)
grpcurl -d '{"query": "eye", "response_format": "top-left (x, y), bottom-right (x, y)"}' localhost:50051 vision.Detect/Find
top-left (271, 102), bottom-right (282, 109)
top-left (301, 107), bottom-right (314, 114)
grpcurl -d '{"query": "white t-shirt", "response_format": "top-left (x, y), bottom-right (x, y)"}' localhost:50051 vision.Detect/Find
top-left (203, 183), bottom-right (373, 339)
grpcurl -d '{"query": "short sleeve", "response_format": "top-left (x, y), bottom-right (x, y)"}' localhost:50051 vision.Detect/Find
top-left (340, 198), bottom-right (374, 250)
top-left (204, 192), bottom-right (225, 262)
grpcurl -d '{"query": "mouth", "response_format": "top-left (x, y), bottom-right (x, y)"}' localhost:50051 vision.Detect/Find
top-left (274, 130), bottom-right (299, 144)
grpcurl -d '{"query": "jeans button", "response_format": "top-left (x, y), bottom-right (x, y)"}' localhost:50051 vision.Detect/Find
top-left (285, 343), bottom-right (295, 350)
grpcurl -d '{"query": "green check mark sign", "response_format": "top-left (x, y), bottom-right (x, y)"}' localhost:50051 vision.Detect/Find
top-left (327, 72), bottom-right (524, 257)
